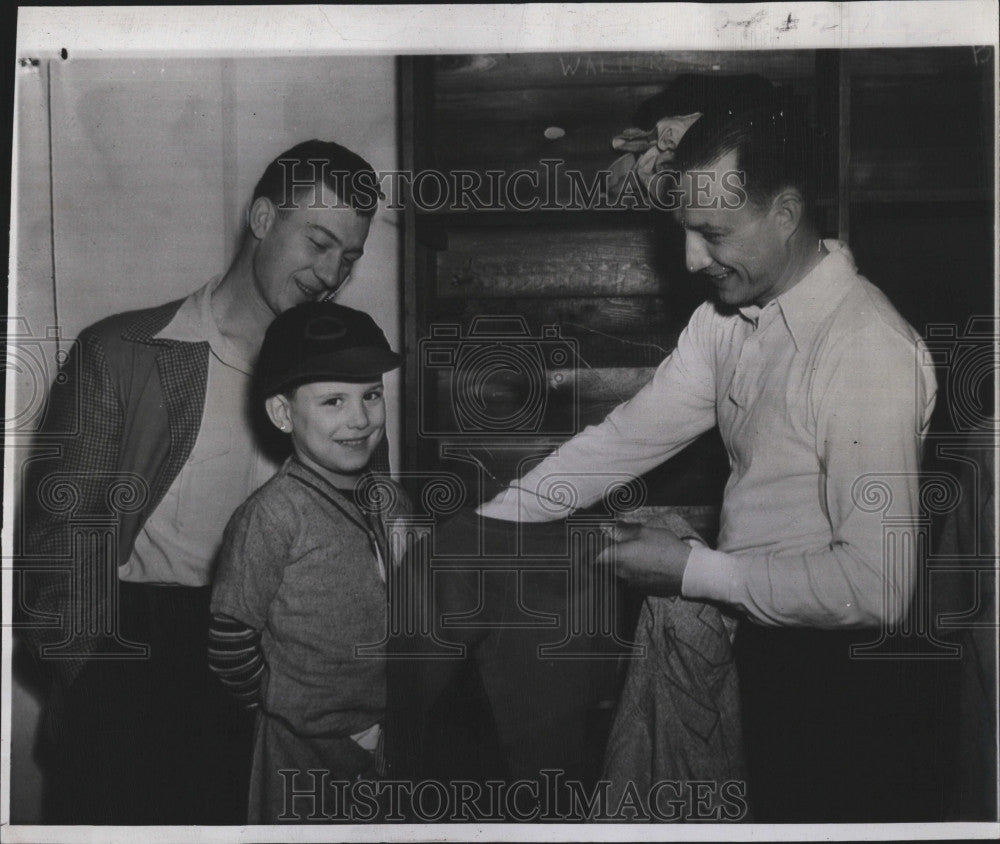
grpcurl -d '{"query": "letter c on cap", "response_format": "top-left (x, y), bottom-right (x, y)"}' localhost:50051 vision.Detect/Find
top-left (306, 316), bottom-right (348, 340)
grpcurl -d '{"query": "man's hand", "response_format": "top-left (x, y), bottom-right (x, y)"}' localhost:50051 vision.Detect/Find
top-left (597, 521), bottom-right (693, 597)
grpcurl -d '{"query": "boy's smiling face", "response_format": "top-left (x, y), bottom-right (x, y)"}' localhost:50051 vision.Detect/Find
top-left (266, 380), bottom-right (386, 488)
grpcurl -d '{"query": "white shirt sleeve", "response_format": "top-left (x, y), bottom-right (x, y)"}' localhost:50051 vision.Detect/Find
top-left (477, 305), bottom-right (720, 522)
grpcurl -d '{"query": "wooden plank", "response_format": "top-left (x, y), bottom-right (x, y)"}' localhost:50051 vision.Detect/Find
top-left (549, 366), bottom-right (658, 403)
top-left (436, 84), bottom-right (662, 128)
top-left (418, 209), bottom-right (657, 228)
top-left (424, 295), bottom-right (687, 368)
top-left (850, 147), bottom-right (987, 192)
top-left (429, 365), bottom-right (657, 406)
top-left (837, 51), bottom-right (850, 243)
top-left (433, 79), bottom-right (816, 173)
top-left (425, 367), bottom-right (654, 439)
top-left (433, 51), bottom-right (819, 92)
top-left (813, 50), bottom-right (841, 238)
top-left (847, 203), bottom-right (994, 335)
top-left (436, 77), bottom-right (815, 126)
top-left (418, 324), bottom-right (675, 371)
top-left (436, 227), bottom-right (665, 298)
top-left (847, 55), bottom-right (991, 199)
top-left (850, 189), bottom-right (993, 203)
top-left (567, 332), bottom-right (679, 369)
top-left (429, 294), bottom-right (679, 332)
top-left (843, 46), bottom-right (991, 79)
top-left (433, 84), bottom-right (657, 183)
top-left (401, 56), bottom-right (435, 474)
top-left (851, 72), bottom-right (986, 149)
top-left (434, 123), bottom-right (648, 173)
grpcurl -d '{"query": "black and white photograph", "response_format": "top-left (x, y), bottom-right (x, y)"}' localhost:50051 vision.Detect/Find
top-left (3, 4), bottom-right (998, 841)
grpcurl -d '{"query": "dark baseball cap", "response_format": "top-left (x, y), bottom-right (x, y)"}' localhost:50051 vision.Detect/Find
top-left (256, 301), bottom-right (403, 397)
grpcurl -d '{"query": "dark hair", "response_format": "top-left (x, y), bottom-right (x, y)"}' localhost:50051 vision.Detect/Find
top-left (673, 103), bottom-right (818, 214)
top-left (252, 139), bottom-right (384, 217)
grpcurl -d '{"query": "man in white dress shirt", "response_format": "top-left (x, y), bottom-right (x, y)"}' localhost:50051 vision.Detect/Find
top-left (479, 104), bottom-right (937, 820)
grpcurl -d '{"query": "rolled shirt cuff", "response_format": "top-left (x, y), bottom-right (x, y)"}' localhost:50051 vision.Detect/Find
top-left (475, 487), bottom-right (569, 523)
top-left (351, 721), bottom-right (381, 752)
top-left (681, 544), bottom-right (742, 605)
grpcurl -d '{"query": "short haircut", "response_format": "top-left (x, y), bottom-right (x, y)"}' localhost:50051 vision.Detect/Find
top-left (252, 139), bottom-right (384, 217)
top-left (673, 103), bottom-right (819, 215)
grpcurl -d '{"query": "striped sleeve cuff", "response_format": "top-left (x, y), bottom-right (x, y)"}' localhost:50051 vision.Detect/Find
top-left (208, 614), bottom-right (265, 710)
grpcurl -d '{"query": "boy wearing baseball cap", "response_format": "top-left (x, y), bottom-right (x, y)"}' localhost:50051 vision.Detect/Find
top-left (208, 301), bottom-right (408, 823)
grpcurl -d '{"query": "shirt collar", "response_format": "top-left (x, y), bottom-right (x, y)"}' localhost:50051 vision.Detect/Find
top-left (154, 275), bottom-right (253, 374)
top-left (287, 454), bottom-right (361, 498)
top-left (286, 457), bottom-right (383, 540)
top-left (738, 239), bottom-right (858, 351)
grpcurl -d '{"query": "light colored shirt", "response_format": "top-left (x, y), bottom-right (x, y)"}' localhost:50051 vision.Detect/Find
top-left (120, 277), bottom-right (282, 585)
top-left (478, 241), bottom-right (937, 628)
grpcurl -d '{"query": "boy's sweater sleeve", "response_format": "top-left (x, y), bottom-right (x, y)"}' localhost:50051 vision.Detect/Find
top-left (209, 494), bottom-right (293, 707)
top-left (211, 496), bottom-right (290, 628)
top-left (208, 614), bottom-right (265, 709)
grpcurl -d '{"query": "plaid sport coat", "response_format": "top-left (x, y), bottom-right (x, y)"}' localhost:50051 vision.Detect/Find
top-left (17, 296), bottom-right (391, 688)
top-left (18, 298), bottom-right (211, 687)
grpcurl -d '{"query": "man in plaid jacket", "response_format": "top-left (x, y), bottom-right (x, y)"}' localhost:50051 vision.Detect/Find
top-left (18, 139), bottom-right (388, 824)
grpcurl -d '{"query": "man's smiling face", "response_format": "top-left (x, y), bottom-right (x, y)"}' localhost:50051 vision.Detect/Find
top-left (250, 183), bottom-right (371, 316)
top-left (674, 148), bottom-right (791, 308)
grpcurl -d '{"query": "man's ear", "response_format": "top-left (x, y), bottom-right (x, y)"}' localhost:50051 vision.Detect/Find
top-left (248, 196), bottom-right (277, 240)
top-left (769, 188), bottom-right (805, 239)
top-left (265, 393), bottom-right (293, 433)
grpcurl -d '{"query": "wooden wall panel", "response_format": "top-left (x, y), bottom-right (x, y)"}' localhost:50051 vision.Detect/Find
top-left (424, 296), bottom-right (680, 369)
top-left (434, 84), bottom-right (660, 170)
top-left (431, 51), bottom-right (819, 195)
top-left (430, 294), bottom-right (679, 338)
top-left (849, 64), bottom-right (994, 198)
top-left (843, 46), bottom-right (993, 78)
top-left (435, 227), bottom-right (663, 298)
top-left (434, 51), bottom-right (818, 92)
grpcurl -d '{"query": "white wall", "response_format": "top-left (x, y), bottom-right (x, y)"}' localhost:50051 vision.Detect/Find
top-left (7, 54), bottom-right (399, 824)
top-left (7, 60), bottom-right (57, 827)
